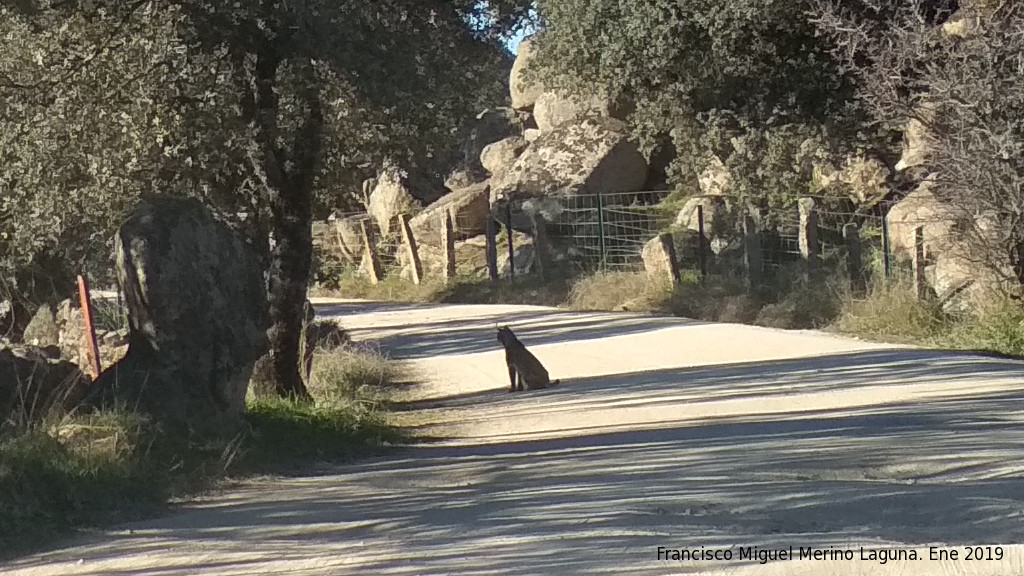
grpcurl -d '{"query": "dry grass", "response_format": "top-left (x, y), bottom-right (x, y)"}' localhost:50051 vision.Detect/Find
top-left (315, 270), bottom-right (572, 307)
top-left (833, 281), bottom-right (952, 343)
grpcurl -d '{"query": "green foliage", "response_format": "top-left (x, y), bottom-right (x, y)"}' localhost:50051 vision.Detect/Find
top-left (0, 410), bottom-right (165, 557)
top-left (524, 0), bottom-right (874, 222)
top-left (0, 0), bottom-right (529, 303)
top-left (944, 299), bottom-right (1024, 357)
top-left (815, 0), bottom-right (1024, 288)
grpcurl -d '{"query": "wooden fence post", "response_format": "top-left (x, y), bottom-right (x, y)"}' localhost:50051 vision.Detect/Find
top-left (881, 215), bottom-right (893, 280)
top-left (913, 225), bottom-right (927, 300)
top-left (485, 215), bottom-right (499, 282)
top-left (697, 204), bottom-right (708, 279)
top-left (530, 213), bottom-right (551, 281)
top-left (743, 215), bottom-right (763, 293)
top-left (359, 217), bottom-right (383, 285)
top-left (798, 197), bottom-right (819, 269)
top-left (397, 213), bottom-right (422, 285)
top-left (441, 211), bottom-right (456, 283)
top-left (843, 223), bottom-right (866, 295)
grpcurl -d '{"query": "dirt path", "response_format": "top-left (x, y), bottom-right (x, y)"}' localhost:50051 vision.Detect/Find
top-left (5, 300), bottom-right (1024, 575)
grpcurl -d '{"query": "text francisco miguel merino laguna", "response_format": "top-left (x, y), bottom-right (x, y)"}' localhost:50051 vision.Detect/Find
top-left (656, 545), bottom-right (996, 565)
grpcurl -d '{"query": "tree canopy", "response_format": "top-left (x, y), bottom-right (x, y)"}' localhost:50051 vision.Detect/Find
top-left (0, 0), bottom-right (532, 396)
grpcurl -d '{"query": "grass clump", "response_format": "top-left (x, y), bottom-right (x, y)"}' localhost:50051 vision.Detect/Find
top-left (941, 297), bottom-right (1024, 357)
top-left (833, 281), bottom-right (952, 343)
top-left (242, 344), bottom-right (404, 470)
top-left (317, 269), bottom-right (572, 307)
top-left (0, 410), bottom-right (166, 556)
top-left (0, 342), bottom-right (404, 559)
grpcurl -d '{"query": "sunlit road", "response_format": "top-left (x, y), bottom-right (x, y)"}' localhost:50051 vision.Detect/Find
top-left (5, 300), bottom-right (1024, 575)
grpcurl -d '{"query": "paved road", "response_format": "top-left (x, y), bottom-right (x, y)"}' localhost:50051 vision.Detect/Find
top-left (5, 300), bottom-right (1024, 575)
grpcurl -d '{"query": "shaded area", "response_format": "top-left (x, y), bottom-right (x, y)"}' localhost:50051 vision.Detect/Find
top-left (315, 301), bottom-right (703, 359)
top-left (6, 343), bottom-right (1024, 575)
top-left (396, 348), bottom-right (1024, 408)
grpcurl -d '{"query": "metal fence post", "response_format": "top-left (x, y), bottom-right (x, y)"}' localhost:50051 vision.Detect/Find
top-left (596, 192), bottom-right (607, 270)
top-left (504, 201), bottom-right (515, 281)
top-left (485, 215), bottom-right (499, 282)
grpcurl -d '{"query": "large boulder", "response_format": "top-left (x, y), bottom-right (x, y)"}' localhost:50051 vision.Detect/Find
top-left (0, 345), bottom-right (88, 423)
top-left (84, 196), bottom-right (270, 427)
top-left (885, 178), bottom-right (954, 259)
top-left (674, 195), bottom-right (734, 239)
top-left (400, 230), bottom-right (535, 280)
top-left (895, 102), bottom-right (939, 173)
top-left (457, 108), bottom-right (532, 181)
top-left (533, 91), bottom-right (600, 132)
top-left (409, 181), bottom-right (491, 242)
top-left (366, 165), bottom-right (422, 237)
top-left (642, 235), bottom-right (677, 281)
top-left (533, 90), bottom-right (633, 132)
top-left (698, 156), bottom-right (733, 196)
top-left (510, 37), bottom-right (544, 110)
top-left (53, 298), bottom-right (128, 376)
top-left (480, 136), bottom-right (528, 179)
top-left (490, 116), bottom-right (649, 204)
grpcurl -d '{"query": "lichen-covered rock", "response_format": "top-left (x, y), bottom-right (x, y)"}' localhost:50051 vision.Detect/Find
top-left (674, 195), bottom-right (734, 238)
top-left (698, 156), bottom-right (733, 196)
top-left (366, 165), bottom-right (422, 237)
top-left (490, 117), bottom-right (649, 203)
top-left (22, 304), bottom-right (59, 347)
top-left (885, 178), bottom-right (954, 259)
top-left (480, 136), bottom-right (528, 178)
top-left (85, 196), bottom-right (270, 427)
top-left (533, 90), bottom-right (632, 132)
top-left (510, 37), bottom-right (544, 110)
top-left (458, 108), bottom-right (531, 179)
top-left (0, 345), bottom-right (88, 423)
top-left (895, 102), bottom-right (940, 173)
top-left (642, 235), bottom-right (676, 280)
top-left (410, 181), bottom-right (491, 242)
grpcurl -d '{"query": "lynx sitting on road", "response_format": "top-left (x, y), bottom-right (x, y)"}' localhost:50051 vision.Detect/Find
top-left (496, 326), bottom-right (560, 392)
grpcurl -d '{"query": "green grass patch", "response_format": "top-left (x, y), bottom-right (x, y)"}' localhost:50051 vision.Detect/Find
top-left (0, 343), bottom-right (404, 560)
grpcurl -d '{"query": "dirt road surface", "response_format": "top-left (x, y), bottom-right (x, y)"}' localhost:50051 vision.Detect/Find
top-left (5, 300), bottom-right (1024, 575)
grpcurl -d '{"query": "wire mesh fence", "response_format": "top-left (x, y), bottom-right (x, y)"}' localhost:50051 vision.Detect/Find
top-left (312, 189), bottom-right (897, 291)
top-left (533, 190), bottom-right (675, 272)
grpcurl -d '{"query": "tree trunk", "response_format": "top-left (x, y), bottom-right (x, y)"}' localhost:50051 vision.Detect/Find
top-left (251, 44), bottom-right (321, 400)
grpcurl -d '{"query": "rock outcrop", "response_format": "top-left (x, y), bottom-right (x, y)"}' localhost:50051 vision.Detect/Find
top-left (510, 37), bottom-right (544, 110)
top-left (366, 165), bottom-right (422, 237)
top-left (410, 181), bottom-right (491, 242)
top-left (480, 135), bottom-right (528, 179)
top-left (490, 116), bottom-right (649, 203)
top-left (85, 196), bottom-right (270, 427)
top-left (22, 304), bottom-right (59, 347)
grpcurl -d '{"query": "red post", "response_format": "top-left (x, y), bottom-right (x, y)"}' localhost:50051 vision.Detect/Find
top-left (77, 275), bottom-right (102, 380)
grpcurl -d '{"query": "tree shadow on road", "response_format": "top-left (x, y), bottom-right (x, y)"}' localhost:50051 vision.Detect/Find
top-left (9, 346), bottom-right (1024, 576)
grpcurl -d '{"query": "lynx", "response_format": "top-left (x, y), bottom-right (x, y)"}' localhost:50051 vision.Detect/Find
top-left (496, 326), bottom-right (560, 392)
